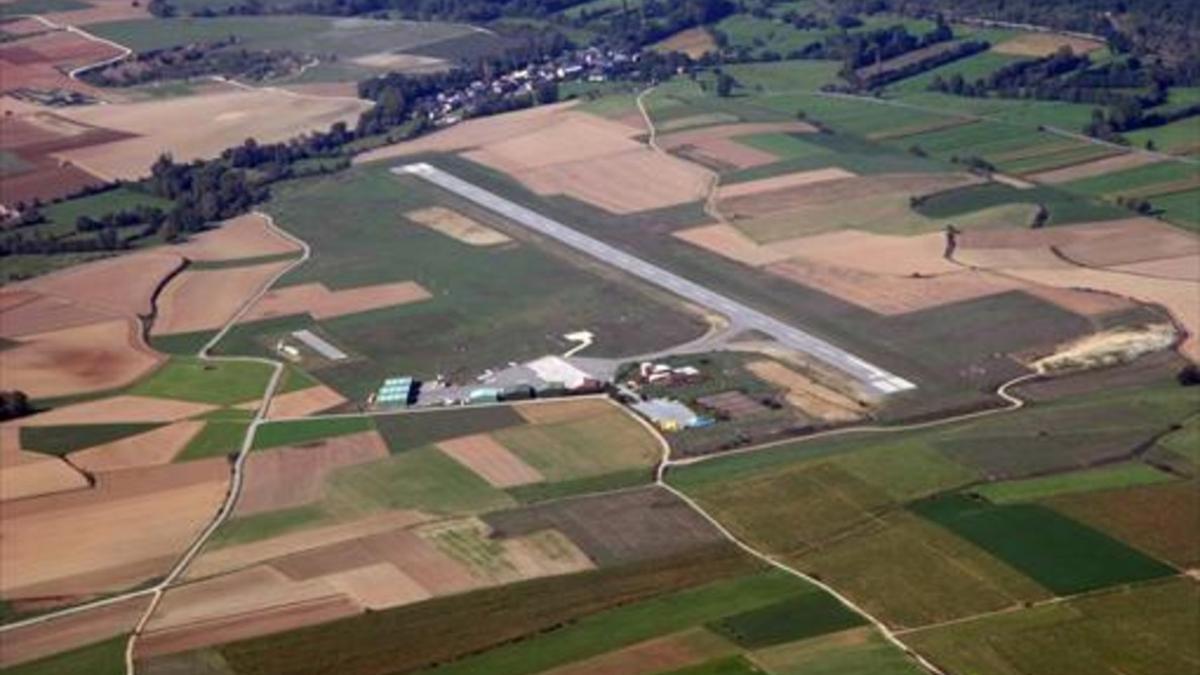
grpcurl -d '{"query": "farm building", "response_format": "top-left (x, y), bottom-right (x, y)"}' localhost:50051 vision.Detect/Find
top-left (376, 377), bottom-right (416, 406)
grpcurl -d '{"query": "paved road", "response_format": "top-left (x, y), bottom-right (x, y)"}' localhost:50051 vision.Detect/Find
top-left (395, 162), bottom-right (916, 395)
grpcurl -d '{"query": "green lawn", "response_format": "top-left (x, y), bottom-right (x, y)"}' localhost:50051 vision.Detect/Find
top-left (911, 494), bottom-right (1176, 594)
top-left (127, 357), bottom-right (274, 405)
top-left (973, 463), bottom-right (1176, 504)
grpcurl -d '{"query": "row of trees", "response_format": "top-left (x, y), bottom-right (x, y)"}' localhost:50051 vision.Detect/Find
top-left (81, 40), bottom-right (307, 87)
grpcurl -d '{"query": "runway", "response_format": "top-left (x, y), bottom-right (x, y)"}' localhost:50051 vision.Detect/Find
top-left (394, 162), bottom-right (916, 395)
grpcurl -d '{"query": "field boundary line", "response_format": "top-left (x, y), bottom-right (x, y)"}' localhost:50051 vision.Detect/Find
top-left (22, 14), bottom-right (132, 79)
top-left (118, 212), bottom-right (311, 674)
top-left (618, 401), bottom-right (949, 675)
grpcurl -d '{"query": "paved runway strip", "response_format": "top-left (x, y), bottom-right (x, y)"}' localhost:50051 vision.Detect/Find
top-left (394, 162), bottom-right (915, 395)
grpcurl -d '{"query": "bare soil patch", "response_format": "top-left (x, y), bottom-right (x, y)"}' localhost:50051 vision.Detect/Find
top-left (0, 292), bottom-right (113, 338)
top-left (437, 433), bottom-right (544, 487)
top-left (168, 213), bottom-right (300, 262)
top-left (670, 138), bottom-right (776, 171)
top-left (151, 260), bottom-right (293, 336)
top-left (55, 89), bottom-right (371, 180)
top-left (41, 0), bottom-right (152, 25)
top-left (782, 229), bottom-right (961, 276)
top-left (18, 249), bottom-right (182, 318)
top-left (234, 430), bottom-right (389, 517)
top-left (0, 594), bottom-right (150, 668)
top-left (12, 395), bottom-right (216, 427)
top-left (406, 206), bottom-right (511, 246)
top-left (993, 32), bottom-right (1105, 57)
top-left (766, 258), bottom-right (1021, 315)
top-left (651, 27), bottom-right (717, 58)
top-left (462, 112), bottom-right (642, 172)
top-left (1026, 152), bottom-right (1162, 184)
top-left (2, 318), bottom-right (162, 398)
top-left (959, 217), bottom-right (1200, 267)
top-left (1111, 255), bottom-right (1200, 281)
top-left (262, 385), bottom-right (347, 419)
top-left (238, 280), bottom-right (431, 326)
top-left (0, 113), bottom-right (126, 205)
top-left (69, 420), bottom-right (206, 473)
top-left (744, 360), bottom-right (865, 422)
top-left (0, 30), bottom-right (117, 99)
top-left (1022, 285), bottom-right (1136, 316)
top-left (673, 223), bottom-right (787, 267)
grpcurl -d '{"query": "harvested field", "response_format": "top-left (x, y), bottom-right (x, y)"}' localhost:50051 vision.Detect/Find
top-left (1, 459), bottom-right (229, 597)
top-left (0, 318), bottom-right (160, 398)
top-left (12, 395), bottom-right (216, 426)
top-left (513, 397), bottom-right (615, 425)
top-left (507, 148), bottom-right (710, 214)
top-left (350, 52), bottom-right (447, 72)
top-left (718, 167), bottom-right (855, 199)
top-left (18, 250), bottom-right (182, 318)
top-left (0, 293), bottom-right (112, 338)
top-left (323, 562), bottom-right (431, 610)
top-left (437, 433), bottom-right (544, 487)
top-left (0, 594), bottom-right (149, 668)
top-left (151, 260), bottom-right (292, 336)
top-left (138, 565), bottom-right (361, 658)
top-left (54, 89), bottom-right (371, 180)
top-left (259, 385), bottom-right (347, 419)
top-left (483, 486), bottom-right (724, 565)
top-left (354, 101), bottom-right (577, 164)
top-left (776, 229), bottom-right (960, 276)
top-left (405, 206), bottom-right (511, 245)
top-left (418, 518), bottom-right (592, 583)
top-left (239, 280), bottom-right (431, 325)
top-left (1111, 255), bottom-right (1200, 281)
top-left (766, 258), bottom-right (1021, 315)
top-left (188, 510), bottom-right (432, 580)
top-left (0, 456), bottom-right (89, 502)
top-left (69, 420), bottom-right (206, 473)
top-left (657, 122), bottom-right (817, 170)
top-left (0, 30), bottom-right (117, 100)
top-left (993, 32), bottom-right (1105, 56)
top-left (542, 628), bottom-right (734, 675)
top-left (673, 223), bottom-right (786, 267)
top-left (1022, 285), bottom-right (1136, 316)
top-left (349, 527), bottom-right (478, 595)
top-left (234, 430), bottom-right (390, 517)
top-left (169, 213), bottom-right (300, 262)
top-left (37, 0), bottom-right (151, 25)
top-left (722, 172), bottom-right (979, 219)
top-left (744, 360), bottom-right (864, 422)
top-left (461, 113), bottom-right (643, 172)
top-left (652, 26), bottom-right (717, 58)
top-left (1026, 152), bottom-right (1163, 184)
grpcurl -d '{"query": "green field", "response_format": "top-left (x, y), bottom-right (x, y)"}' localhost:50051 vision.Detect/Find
top-left (324, 445), bottom-right (514, 517)
top-left (6, 636), bottom-right (126, 675)
top-left (176, 418), bottom-right (252, 461)
top-left (906, 577), bottom-right (1199, 675)
top-left (209, 161), bottom-right (706, 400)
top-left (39, 188), bottom-right (172, 240)
top-left (911, 494), bottom-right (1175, 594)
top-left (373, 406), bottom-right (525, 453)
top-left (913, 182), bottom-right (1130, 225)
top-left (1060, 159), bottom-right (1198, 197)
top-left (250, 415), bottom-right (373, 450)
top-left (87, 15), bottom-right (470, 57)
top-left (0, 0), bottom-right (86, 17)
top-left (215, 546), bottom-right (759, 675)
top-left (1125, 116), bottom-right (1200, 153)
top-left (973, 463), bottom-right (1176, 503)
top-left (207, 504), bottom-right (327, 549)
top-left (707, 593), bottom-right (865, 649)
top-left (493, 407), bottom-right (659, 480)
top-left (127, 357), bottom-right (274, 405)
top-left (1149, 188), bottom-right (1200, 231)
top-left (752, 628), bottom-right (923, 675)
top-left (885, 49), bottom-right (1025, 95)
top-left (21, 422), bottom-right (163, 457)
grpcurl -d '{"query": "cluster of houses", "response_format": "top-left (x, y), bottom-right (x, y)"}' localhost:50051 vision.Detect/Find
top-left (425, 46), bottom-right (639, 125)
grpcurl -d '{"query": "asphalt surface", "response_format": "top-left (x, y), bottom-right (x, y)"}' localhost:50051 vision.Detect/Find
top-left (395, 162), bottom-right (915, 395)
